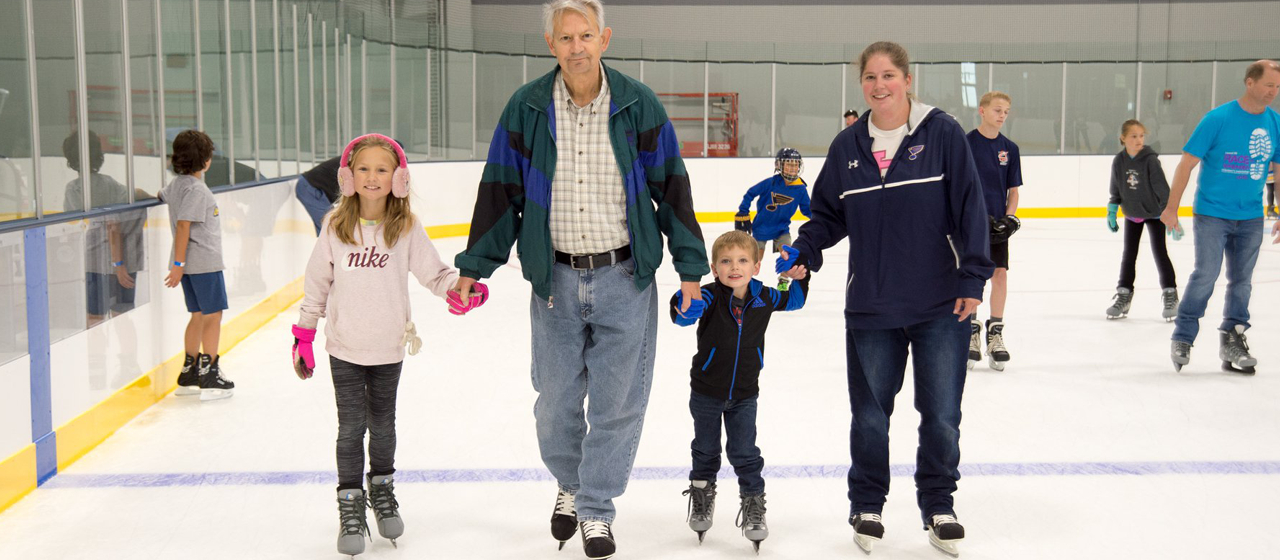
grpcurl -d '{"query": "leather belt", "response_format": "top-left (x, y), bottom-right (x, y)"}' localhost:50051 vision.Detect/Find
top-left (554, 245), bottom-right (631, 270)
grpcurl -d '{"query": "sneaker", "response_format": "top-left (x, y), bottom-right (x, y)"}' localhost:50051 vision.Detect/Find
top-left (1106, 287), bottom-right (1133, 319)
top-left (1219, 325), bottom-right (1257, 375)
top-left (682, 481), bottom-right (716, 542)
top-left (198, 355), bottom-right (234, 401)
top-left (850, 512), bottom-right (884, 553)
top-left (336, 489), bottom-right (370, 556)
top-left (986, 320), bottom-right (1010, 371)
top-left (175, 353), bottom-right (202, 396)
top-left (1171, 340), bottom-right (1192, 372)
top-left (925, 513), bottom-right (965, 557)
top-left (735, 493), bottom-right (768, 550)
top-left (550, 489), bottom-right (577, 549)
top-left (579, 520), bottom-right (616, 560)
top-left (967, 320), bottom-right (981, 370)
top-left (1160, 288), bottom-right (1179, 322)
top-left (367, 474), bottom-right (404, 544)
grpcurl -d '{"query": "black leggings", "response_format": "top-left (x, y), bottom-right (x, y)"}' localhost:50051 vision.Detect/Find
top-left (1118, 219), bottom-right (1176, 291)
top-left (330, 356), bottom-right (403, 491)
top-left (1267, 182), bottom-right (1275, 207)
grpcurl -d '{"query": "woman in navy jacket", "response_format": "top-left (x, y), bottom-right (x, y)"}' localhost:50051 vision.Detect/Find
top-left (778, 41), bottom-right (993, 556)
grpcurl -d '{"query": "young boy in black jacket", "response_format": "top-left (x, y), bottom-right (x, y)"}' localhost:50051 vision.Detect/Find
top-left (669, 230), bottom-right (810, 551)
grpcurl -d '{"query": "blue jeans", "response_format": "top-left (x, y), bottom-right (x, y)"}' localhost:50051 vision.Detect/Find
top-left (295, 177), bottom-right (333, 235)
top-left (845, 314), bottom-right (968, 522)
top-left (688, 391), bottom-right (765, 495)
top-left (1172, 215), bottom-right (1264, 344)
top-left (530, 258), bottom-right (657, 523)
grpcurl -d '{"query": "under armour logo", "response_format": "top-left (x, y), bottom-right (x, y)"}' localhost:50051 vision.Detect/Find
top-left (848, 160), bottom-right (859, 169)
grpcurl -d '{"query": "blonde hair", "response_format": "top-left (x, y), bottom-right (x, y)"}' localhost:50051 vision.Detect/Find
top-left (711, 230), bottom-right (762, 265)
top-left (328, 136), bottom-right (413, 248)
top-left (979, 91), bottom-right (1011, 108)
top-left (543, 0), bottom-right (605, 36)
top-left (1120, 119), bottom-right (1146, 137)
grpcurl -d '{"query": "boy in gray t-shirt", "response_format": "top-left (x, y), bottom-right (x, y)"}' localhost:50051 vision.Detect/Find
top-left (158, 130), bottom-right (234, 401)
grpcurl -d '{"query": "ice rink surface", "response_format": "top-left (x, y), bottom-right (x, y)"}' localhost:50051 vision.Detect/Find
top-left (1, 219), bottom-right (1278, 560)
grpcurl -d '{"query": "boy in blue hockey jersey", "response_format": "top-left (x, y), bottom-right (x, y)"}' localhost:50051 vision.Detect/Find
top-left (736, 148), bottom-right (812, 290)
top-left (669, 230), bottom-right (810, 551)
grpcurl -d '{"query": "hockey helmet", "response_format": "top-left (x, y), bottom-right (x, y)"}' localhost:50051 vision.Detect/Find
top-left (775, 147), bottom-right (803, 181)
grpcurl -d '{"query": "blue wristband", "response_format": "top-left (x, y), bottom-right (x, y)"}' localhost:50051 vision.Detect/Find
top-left (112, 260), bottom-right (124, 267)
top-left (173, 261), bottom-right (185, 268)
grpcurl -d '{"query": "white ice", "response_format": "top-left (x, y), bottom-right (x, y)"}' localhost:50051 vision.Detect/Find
top-left (1, 219), bottom-right (1278, 559)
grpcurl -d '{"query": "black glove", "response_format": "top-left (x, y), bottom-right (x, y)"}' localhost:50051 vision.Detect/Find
top-left (734, 212), bottom-right (752, 234)
top-left (990, 215), bottom-right (1021, 243)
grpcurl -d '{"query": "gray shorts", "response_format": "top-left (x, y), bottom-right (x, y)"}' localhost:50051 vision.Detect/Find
top-left (756, 232), bottom-right (792, 256)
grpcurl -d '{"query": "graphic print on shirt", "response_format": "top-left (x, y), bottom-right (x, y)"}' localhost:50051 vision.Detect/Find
top-left (344, 245), bottom-right (394, 270)
top-left (907, 145), bottom-right (925, 160)
top-left (1250, 127), bottom-right (1272, 181)
top-left (873, 150), bottom-right (892, 172)
top-left (1126, 169), bottom-right (1140, 188)
top-left (766, 192), bottom-right (795, 212)
top-left (998, 150), bottom-right (1009, 166)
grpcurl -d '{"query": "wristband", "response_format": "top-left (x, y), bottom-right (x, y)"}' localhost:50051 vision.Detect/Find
top-left (173, 261), bottom-right (185, 268)
top-left (113, 260), bottom-right (124, 267)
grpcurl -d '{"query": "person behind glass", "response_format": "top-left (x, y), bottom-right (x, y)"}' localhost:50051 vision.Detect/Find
top-left (734, 147), bottom-right (811, 290)
top-left (1265, 168), bottom-right (1276, 219)
top-left (290, 134), bottom-right (487, 557)
top-left (964, 91), bottom-right (1022, 372)
top-left (844, 109), bottom-right (859, 128)
top-left (452, 2), bottom-right (709, 558)
top-left (671, 230), bottom-right (809, 551)
top-left (1103, 119), bottom-right (1178, 321)
top-left (776, 41), bottom-right (992, 557)
top-left (158, 130), bottom-right (234, 401)
top-left (1162, 60), bottom-right (1280, 374)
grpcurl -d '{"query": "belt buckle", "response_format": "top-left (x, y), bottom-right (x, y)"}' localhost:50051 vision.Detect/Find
top-left (571, 253), bottom-right (593, 270)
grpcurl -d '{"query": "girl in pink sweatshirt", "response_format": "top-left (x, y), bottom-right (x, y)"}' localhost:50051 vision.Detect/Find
top-left (289, 134), bottom-right (488, 556)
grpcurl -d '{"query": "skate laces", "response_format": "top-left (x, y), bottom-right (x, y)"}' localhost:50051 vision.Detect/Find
top-left (1224, 330), bottom-right (1251, 358)
top-left (368, 480), bottom-right (399, 519)
top-left (682, 484), bottom-right (715, 520)
top-left (736, 495), bottom-right (766, 528)
top-left (930, 513), bottom-right (958, 527)
top-left (987, 327), bottom-right (1006, 353)
top-left (337, 493), bottom-right (371, 537)
top-left (854, 512), bottom-right (882, 524)
top-left (1162, 289), bottom-right (1178, 308)
top-left (581, 520), bottom-right (611, 540)
top-left (554, 490), bottom-right (576, 517)
top-left (1114, 290), bottom-right (1133, 306)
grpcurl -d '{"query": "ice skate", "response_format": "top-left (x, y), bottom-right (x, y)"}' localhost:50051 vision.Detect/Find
top-left (1171, 340), bottom-right (1191, 372)
top-left (966, 320), bottom-right (981, 371)
top-left (925, 513), bottom-right (965, 558)
top-left (1106, 287), bottom-right (1132, 319)
top-left (735, 493), bottom-right (767, 553)
top-left (336, 489), bottom-right (371, 558)
top-left (849, 512), bottom-right (884, 554)
top-left (550, 488), bottom-right (577, 550)
top-left (1160, 288), bottom-right (1179, 322)
top-left (682, 480), bottom-right (716, 543)
top-left (367, 474), bottom-right (403, 547)
top-left (986, 321), bottom-right (1009, 372)
top-left (579, 520), bottom-right (616, 560)
top-left (197, 355), bottom-right (234, 401)
top-left (1220, 325), bottom-right (1257, 375)
top-left (175, 353), bottom-right (202, 396)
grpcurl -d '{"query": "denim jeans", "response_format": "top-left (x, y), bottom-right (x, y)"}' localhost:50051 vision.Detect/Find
top-left (688, 391), bottom-right (765, 495)
top-left (1172, 215), bottom-right (1264, 344)
top-left (295, 177), bottom-right (332, 236)
top-left (330, 356), bottom-right (402, 491)
top-left (530, 258), bottom-right (657, 523)
top-left (845, 314), bottom-right (968, 522)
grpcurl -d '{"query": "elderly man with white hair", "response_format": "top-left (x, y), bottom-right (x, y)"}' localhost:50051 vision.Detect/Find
top-left (453, 1), bottom-right (708, 558)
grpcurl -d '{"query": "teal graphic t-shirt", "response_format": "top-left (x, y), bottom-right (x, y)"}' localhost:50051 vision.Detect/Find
top-left (1183, 100), bottom-right (1280, 219)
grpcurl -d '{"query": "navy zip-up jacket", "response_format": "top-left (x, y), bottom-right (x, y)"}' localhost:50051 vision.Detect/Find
top-left (670, 276), bottom-right (810, 400)
top-left (791, 102), bottom-right (994, 330)
top-left (738, 175), bottom-right (812, 242)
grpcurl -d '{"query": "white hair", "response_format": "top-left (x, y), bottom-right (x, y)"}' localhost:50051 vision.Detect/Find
top-left (542, 0), bottom-right (605, 37)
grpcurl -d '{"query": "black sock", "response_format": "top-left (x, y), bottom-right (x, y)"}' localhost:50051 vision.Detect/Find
top-left (988, 316), bottom-right (1003, 326)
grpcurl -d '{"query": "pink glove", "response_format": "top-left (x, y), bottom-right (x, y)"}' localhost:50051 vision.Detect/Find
top-left (292, 324), bottom-right (316, 380)
top-left (447, 282), bottom-right (489, 315)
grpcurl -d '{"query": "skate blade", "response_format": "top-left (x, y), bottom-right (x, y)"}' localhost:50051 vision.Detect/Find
top-left (929, 534), bottom-right (962, 558)
top-left (174, 385), bottom-right (201, 396)
top-left (752, 540), bottom-right (761, 554)
top-left (966, 359), bottom-right (976, 371)
top-left (199, 388), bottom-right (234, 401)
top-left (988, 359), bottom-right (1006, 372)
top-left (696, 531), bottom-right (705, 544)
top-left (854, 533), bottom-right (879, 554)
top-left (1222, 362), bottom-right (1257, 375)
top-left (1105, 314), bottom-right (1126, 320)
top-left (557, 541), bottom-right (567, 551)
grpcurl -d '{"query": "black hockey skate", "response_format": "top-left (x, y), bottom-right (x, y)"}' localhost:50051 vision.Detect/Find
top-left (550, 489), bottom-right (577, 550)
top-left (579, 520), bottom-right (616, 560)
top-left (1171, 340), bottom-right (1191, 372)
top-left (986, 321), bottom-right (1010, 372)
top-left (1220, 325), bottom-right (1257, 375)
top-left (682, 481), bottom-right (716, 543)
top-left (735, 493), bottom-right (768, 554)
top-left (925, 513), bottom-right (965, 558)
top-left (197, 355), bottom-right (234, 401)
top-left (849, 512), bottom-right (884, 554)
top-left (966, 320), bottom-right (981, 371)
top-left (175, 353), bottom-right (202, 396)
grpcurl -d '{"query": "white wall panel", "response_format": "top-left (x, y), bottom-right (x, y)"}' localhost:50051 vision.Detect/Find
top-left (0, 355), bottom-right (32, 462)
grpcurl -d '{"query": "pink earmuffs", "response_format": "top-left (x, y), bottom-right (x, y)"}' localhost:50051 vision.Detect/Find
top-left (337, 133), bottom-right (410, 198)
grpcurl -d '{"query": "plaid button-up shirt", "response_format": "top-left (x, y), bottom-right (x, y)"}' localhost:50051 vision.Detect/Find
top-left (550, 66), bottom-right (630, 255)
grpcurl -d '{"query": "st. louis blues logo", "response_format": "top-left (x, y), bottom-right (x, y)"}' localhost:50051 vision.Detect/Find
top-left (766, 192), bottom-right (795, 212)
top-left (907, 145), bottom-right (925, 160)
top-left (998, 150), bottom-right (1009, 166)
